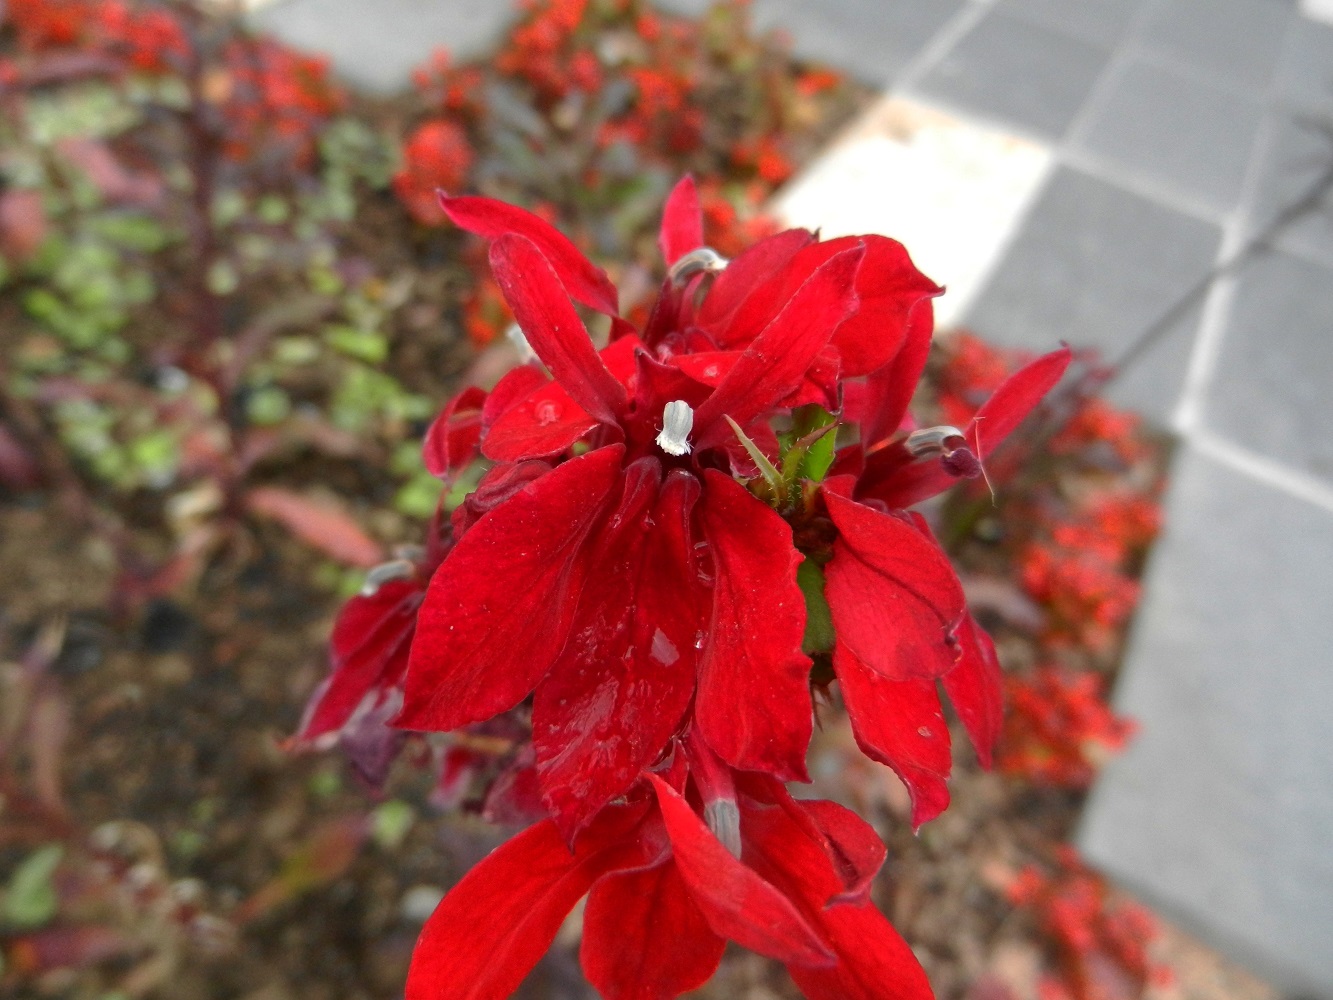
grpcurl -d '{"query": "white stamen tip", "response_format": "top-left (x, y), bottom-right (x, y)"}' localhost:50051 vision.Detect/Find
top-left (668, 247), bottom-right (729, 286)
top-left (656, 399), bottom-right (694, 456)
top-left (505, 323), bottom-right (538, 365)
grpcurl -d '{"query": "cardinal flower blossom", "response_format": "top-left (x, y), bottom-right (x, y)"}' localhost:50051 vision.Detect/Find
top-left (397, 178), bottom-right (1068, 841)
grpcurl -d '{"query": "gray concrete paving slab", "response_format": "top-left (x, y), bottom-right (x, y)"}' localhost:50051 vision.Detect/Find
top-left (657, 0), bottom-right (966, 87)
top-left (1078, 442), bottom-right (1333, 998)
top-left (1133, 0), bottom-right (1294, 90)
top-left (1200, 250), bottom-right (1333, 486)
top-left (995, 0), bottom-right (1146, 48)
top-left (1274, 16), bottom-right (1333, 111)
top-left (914, 9), bottom-right (1112, 139)
top-left (962, 167), bottom-right (1219, 420)
top-left (1070, 55), bottom-right (1267, 214)
top-left (252, 0), bottom-right (515, 93)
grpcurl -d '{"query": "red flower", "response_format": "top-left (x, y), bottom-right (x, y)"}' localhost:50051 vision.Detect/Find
top-left (394, 120), bottom-right (475, 224)
top-left (398, 178), bottom-right (1067, 839)
top-left (406, 747), bottom-right (933, 1000)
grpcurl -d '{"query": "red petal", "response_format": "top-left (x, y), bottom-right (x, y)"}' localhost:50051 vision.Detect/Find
top-left (405, 820), bottom-right (628, 1000)
top-left (694, 245), bottom-right (864, 448)
top-left (695, 471), bottom-right (812, 781)
top-left (867, 345), bottom-right (1072, 508)
top-left (398, 446), bottom-right (624, 731)
top-left (581, 859), bottom-right (725, 1000)
top-left (828, 235), bottom-right (942, 378)
top-left (533, 462), bottom-right (705, 840)
top-left (659, 175), bottom-right (703, 266)
top-left (698, 228), bottom-right (815, 339)
top-left (823, 489), bottom-right (966, 681)
top-left (740, 791), bottom-right (933, 999)
top-left (481, 379), bottom-right (598, 463)
top-left (835, 643), bottom-right (952, 829)
top-left (859, 296), bottom-right (935, 450)
top-left (423, 386), bottom-right (487, 480)
top-left (490, 233), bottom-right (628, 425)
top-left (941, 613), bottom-right (1004, 768)
top-left (481, 364), bottom-right (548, 430)
top-left (441, 193), bottom-right (620, 315)
top-left (648, 775), bottom-right (834, 967)
top-left (789, 798), bottom-right (887, 905)
top-left (299, 579), bottom-right (422, 740)
top-left (786, 901), bottom-right (935, 1000)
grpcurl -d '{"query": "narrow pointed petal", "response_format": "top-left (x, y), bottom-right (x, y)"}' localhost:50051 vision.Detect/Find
top-left (827, 234), bottom-right (942, 378)
top-left (659, 175), bottom-right (704, 266)
top-left (440, 193), bottom-right (620, 315)
top-left (298, 578), bottom-right (421, 740)
top-left (398, 446), bottom-right (624, 732)
top-left (648, 775), bottom-right (834, 967)
top-left (694, 245), bottom-right (864, 447)
top-left (859, 297), bottom-right (935, 450)
top-left (581, 860), bottom-right (725, 1000)
top-left (697, 228), bottom-right (814, 334)
top-left (423, 386), bottom-right (487, 481)
top-left (405, 820), bottom-right (629, 1000)
top-left (941, 613), bottom-right (1004, 768)
top-left (789, 798), bottom-right (887, 905)
top-left (534, 464), bottom-right (706, 840)
top-left (481, 380), bottom-right (599, 463)
top-left (866, 345), bottom-right (1073, 508)
top-left (823, 488), bottom-right (966, 681)
top-left (695, 470), bottom-right (813, 781)
top-left (835, 643), bottom-right (952, 829)
top-left (786, 902), bottom-right (935, 1000)
top-left (490, 234), bottom-right (629, 425)
top-left (741, 791), bottom-right (933, 1000)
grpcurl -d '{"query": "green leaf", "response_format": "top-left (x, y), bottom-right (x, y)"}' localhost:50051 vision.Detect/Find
top-left (724, 414), bottom-right (783, 497)
top-left (4, 845), bottom-right (64, 928)
top-left (796, 561), bottom-right (835, 656)
top-left (369, 800), bottom-right (416, 851)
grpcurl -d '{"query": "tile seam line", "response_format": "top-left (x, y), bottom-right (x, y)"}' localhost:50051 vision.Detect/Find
top-left (889, 0), bottom-right (999, 93)
top-left (1191, 430), bottom-right (1333, 515)
top-left (1171, 12), bottom-right (1303, 437)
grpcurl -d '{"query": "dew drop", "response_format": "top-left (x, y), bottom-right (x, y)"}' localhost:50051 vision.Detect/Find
top-left (534, 399), bottom-right (563, 426)
top-left (917, 726), bottom-right (932, 738)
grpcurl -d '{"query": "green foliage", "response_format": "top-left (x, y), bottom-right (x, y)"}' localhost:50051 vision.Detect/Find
top-left (3, 844), bottom-right (64, 929)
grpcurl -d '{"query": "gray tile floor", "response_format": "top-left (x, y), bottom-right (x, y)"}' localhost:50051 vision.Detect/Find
top-left (253, 0), bottom-right (1333, 993)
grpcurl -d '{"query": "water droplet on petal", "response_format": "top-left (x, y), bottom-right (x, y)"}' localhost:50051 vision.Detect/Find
top-left (534, 400), bottom-right (562, 425)
top-left (917, 726), bottom-right (932, 738)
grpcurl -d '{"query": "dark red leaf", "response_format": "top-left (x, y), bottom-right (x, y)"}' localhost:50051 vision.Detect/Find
top-left (244, 487), bottom-right (383, 568)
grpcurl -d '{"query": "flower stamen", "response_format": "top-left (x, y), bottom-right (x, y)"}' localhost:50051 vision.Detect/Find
top-left (656, 400), bottom-right (694, 456)
top-left (668, 247), bottom-right (729, 286)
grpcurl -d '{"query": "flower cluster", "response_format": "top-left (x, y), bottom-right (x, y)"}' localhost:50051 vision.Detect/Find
top-left (999, 666), bottom-right (1137, 789)
top-left (1008, 848), bottom-right (1172, 1000)
top-left (5, 0), bottom-right (188, 73)
top-left (299, 178), bottom-right (1069, 998)
top-left (391, 0), bottom-right (853, 271)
